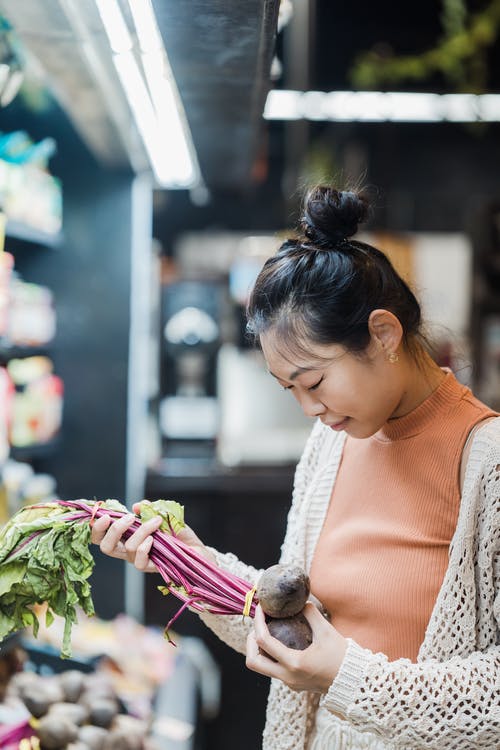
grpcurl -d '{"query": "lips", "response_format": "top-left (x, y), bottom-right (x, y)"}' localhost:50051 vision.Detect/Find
top-left (324, 418), bottom-right (348, 431)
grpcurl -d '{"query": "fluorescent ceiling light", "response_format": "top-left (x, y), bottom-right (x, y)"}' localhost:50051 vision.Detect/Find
top-left (127, 0), bottom-right (163, 52)
top-left (94, 0), bottom-right (199, 188)
top-left (127, 0), bottom-right (199, 187)
top-left (479, 95), bottom-right (500, 121)
top-left (94, 0), bottom-right (133, 54)
top-left (264, 89), bottom-right (500, 123)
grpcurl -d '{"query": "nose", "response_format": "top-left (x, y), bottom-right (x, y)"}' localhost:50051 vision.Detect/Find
top-left (298, 391), bottom-right (326, 419)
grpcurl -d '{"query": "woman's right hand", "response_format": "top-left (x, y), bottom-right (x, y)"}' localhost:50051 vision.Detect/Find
top-left (91, 503), bottom-right (216, 572)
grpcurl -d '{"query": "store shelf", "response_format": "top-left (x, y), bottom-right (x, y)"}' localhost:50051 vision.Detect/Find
top-left (0, 344), bottom-right (50, 364)
top-left (5, 219), bottom-right (63, 248)
top-left (10, 438), bottom-right (60, 462)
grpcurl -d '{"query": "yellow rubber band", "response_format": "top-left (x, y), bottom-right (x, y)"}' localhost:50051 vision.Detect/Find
top-left (243, 585), bottom-right (257, 617)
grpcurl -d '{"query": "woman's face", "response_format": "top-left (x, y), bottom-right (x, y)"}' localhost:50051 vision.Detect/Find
top-left (260, 331), bottom-right (407, 439)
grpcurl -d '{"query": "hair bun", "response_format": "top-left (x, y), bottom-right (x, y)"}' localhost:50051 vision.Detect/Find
top-left (301, 186), bottom-right (370, 247)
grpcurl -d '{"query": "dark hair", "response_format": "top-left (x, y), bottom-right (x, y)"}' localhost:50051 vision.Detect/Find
top-left (246, 185), bottom-right (423, 359)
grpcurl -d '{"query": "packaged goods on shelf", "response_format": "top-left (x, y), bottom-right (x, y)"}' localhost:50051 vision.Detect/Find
top-left (0, 156), bottom-right (62, 237)
top-left (0, 366), bottom-right (13, 466)
top-left (0, 251), bottom-right (14, 337)
top-left (6, 356), bottom-right (63, 449)
top-left (0, 459), bottom-right (57, 523)
top-left (7, 278), bottom-right (56, 347)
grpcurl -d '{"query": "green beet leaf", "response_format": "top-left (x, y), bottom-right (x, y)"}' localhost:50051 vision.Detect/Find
top-left (0, 499), bottom-right (119, 658)
top-left (137, 499), bottom-right (185, 535)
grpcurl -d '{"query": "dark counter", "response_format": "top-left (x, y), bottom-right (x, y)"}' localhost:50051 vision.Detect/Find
top-left (146, 459), bottom-right (296, 494)
top-left (144, 459), bottom-right (296, 750)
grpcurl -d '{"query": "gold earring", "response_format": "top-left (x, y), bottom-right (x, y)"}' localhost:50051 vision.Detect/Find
top-left (388, 352), bottom-right (399, 364)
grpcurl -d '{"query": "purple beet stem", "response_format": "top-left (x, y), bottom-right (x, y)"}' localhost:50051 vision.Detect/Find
top-left (54, 500), bottom-right (257, 634)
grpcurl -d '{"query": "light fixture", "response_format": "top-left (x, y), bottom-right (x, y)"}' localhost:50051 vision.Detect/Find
top-left (93, 0), bottom-right (200, 188)
top-left (93, 0), bottom-right (133, 54)
top-left (127, 0), bottom-right (199, 188)
top-left (0, 23), bottom-right (24, 108)
top-left (264, 89), bottom-right (500, 123)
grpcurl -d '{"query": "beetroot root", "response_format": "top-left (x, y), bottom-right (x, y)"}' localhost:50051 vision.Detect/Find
top-left (256, 564), bottom-right (310, 619)
top-left (267, 612), bottom-right (313, 650)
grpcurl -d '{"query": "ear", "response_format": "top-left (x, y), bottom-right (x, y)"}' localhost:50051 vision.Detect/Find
top-left (368, 309), bottom-right (403, 356)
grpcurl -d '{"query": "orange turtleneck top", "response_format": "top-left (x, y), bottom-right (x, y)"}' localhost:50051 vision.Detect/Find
top-left (309, 371), bottom-right (497, 662)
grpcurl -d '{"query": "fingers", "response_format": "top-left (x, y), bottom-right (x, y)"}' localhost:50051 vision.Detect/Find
top-left (250, 605), bottom-right (296, 664)
top-left (97, 514), bottom-right (137, 559)
top-left (246, 602), bottom-right (348, 692)
top-left (302, 601), bottom-right (331, 631)
top-left (134, 535), bottom-right (154, 571)
top-left (90, 506), bottom-right (162, 572)
top-left (123, 516), bottom-right (162, 565)
top-left (132, 499), bottom-right (150, 514)
top-left (90, 514), bottom-right (112, 544)
top-left (246, 625), bottom-right (291, 684)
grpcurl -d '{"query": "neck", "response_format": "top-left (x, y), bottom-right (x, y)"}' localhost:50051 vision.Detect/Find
top-left (390, 349), bottom-right (446, 419)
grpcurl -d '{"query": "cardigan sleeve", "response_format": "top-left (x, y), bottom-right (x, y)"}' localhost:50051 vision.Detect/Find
top-left (320, 642), bottom-right (500, 749)
top-left (195, 420), bottom-right (324, 655)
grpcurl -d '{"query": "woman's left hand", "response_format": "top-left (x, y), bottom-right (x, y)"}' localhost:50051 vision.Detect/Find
top-left (246, 602), bottom-right (348, 693)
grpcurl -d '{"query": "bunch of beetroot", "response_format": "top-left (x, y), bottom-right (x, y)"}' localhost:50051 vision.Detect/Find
top-left (0, 498), bottom-right (313, 657)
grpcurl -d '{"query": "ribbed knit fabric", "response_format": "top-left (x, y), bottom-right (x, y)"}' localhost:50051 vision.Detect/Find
top-left (309, 371), bottom-right (497, 661)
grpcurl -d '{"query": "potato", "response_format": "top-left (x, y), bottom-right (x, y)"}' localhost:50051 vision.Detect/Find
top-left (21, 678), bottom-right (63, 719)
top-left (48, 701), bottom-right (88, 726)
top-left (78, 724), bottom-right (108, 750)
top-left (7, 670), bottom-right (39, 696)
top-left (80, 674), bottom-right (115, 701)
top-left (37, 714), bottom-right (79, 749)
top-left (103, 729), bottom-right (142, 750)
top-left (256, 564), bottom-right (310, 618)
top-left (103, 714), bottom-right (147, 750)
top-left (267, 612), bottom-right (313, 650)
top-left (87, 698), bottom-right (118, 728)
top-left (59, 670), bottom-right (85, 703)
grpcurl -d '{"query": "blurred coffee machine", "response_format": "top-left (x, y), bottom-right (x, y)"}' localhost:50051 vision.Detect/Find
top-left (160, 280), bottom-right (224, 464)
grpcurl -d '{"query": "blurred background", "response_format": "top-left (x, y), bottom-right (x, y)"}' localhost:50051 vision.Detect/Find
top-left (0, 1), bottom-right (499, 748)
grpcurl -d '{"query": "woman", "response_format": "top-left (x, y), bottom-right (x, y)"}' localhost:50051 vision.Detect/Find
top-left (92, 186), bottom-right (500, 749)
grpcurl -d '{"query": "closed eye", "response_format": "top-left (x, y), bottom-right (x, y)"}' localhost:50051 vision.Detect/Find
top-left (282, 377), bottom-right (324, 392)
top-left (308, 377), bottom-right (324, 391)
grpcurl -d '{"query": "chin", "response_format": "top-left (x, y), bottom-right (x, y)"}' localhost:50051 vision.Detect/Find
top-left (345, 422), bottom-right (379, 440)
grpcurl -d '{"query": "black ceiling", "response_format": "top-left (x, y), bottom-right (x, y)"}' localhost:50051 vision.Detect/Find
top-left (152, 0), bottom-right (280, 192)
top-left (151, 0), bottom-right (500, 194)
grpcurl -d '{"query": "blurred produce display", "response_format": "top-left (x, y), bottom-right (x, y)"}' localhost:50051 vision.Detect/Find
top-left (23, 609), bottom-right (176, 720)
top-left (0, 610), bottom-right (180, 750)
top-left (0, 667), bottom-right (161, 750)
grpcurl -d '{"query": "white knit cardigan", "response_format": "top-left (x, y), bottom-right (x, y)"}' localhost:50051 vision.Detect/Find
top-left (199, 417), bottom-right (500, 749)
